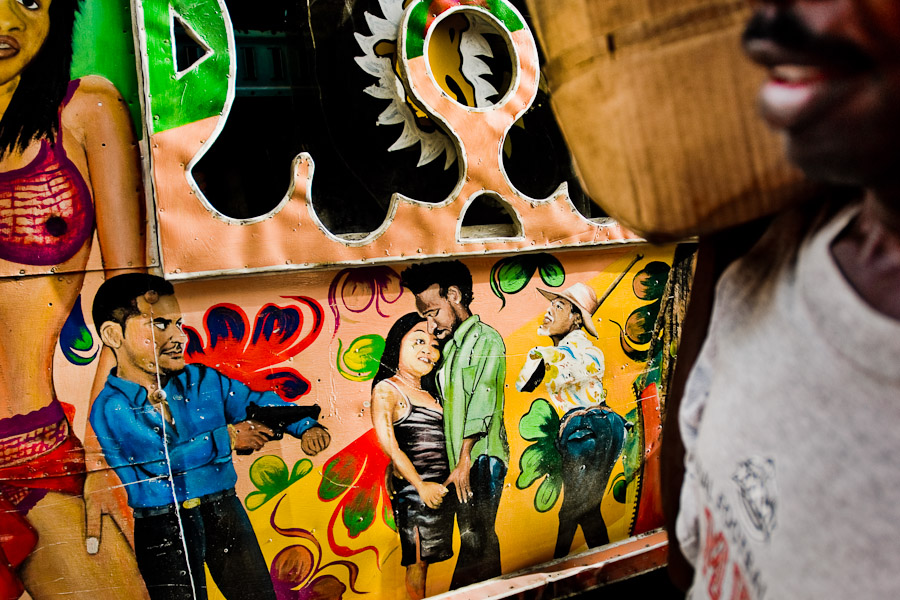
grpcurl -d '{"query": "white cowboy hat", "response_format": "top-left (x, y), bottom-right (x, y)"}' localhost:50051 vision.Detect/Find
top-left (537, 282), bottom-right (600, 338)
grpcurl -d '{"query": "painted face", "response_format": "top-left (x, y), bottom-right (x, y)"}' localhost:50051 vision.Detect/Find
top-left (538, 298), bottom-right (580, 339)
top-left (743, 0), bottom-right (900, 184)
top-left (120, 295), bottom-right (188, 378)
top-left (415, 284), bottom-right (463, 341)
top-left (397, 324), bottom-right (440, 379)
top-left (0, 0), bottom-right (52, 88)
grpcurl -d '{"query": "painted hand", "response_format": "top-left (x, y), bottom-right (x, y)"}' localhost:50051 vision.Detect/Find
top-left (84, 467), bottom-right (135, 552)
top-left (301, 426), bottom-right (331, 456)
top-left (231, 420), bottom-right (275, 453)
top-left (444, 457), bottom-right (472, 503)
top-left (418, 481), bottom-right (448, 509)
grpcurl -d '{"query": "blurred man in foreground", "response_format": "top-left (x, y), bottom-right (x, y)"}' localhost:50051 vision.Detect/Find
top-left (669, 1), bottom-right (900, 598)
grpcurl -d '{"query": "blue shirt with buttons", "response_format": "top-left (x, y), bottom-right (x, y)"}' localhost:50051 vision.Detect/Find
top-left (90, 363), bottom-right (318, 509)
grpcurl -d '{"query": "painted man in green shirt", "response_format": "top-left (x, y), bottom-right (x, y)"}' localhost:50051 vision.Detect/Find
top-left (400, 260), bottom-right (509, 589)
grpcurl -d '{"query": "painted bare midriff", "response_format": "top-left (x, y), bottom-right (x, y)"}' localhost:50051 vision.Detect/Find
top-left (0, 271), bottom-right (86, 418)
top-left (0, 104), bottom-right (95, 418)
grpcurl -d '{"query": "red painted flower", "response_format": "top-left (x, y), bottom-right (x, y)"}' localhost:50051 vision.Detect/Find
top-left (317, 429), bottom-right (394, 566)
top-left (184, 296), bottom-right (324, 401)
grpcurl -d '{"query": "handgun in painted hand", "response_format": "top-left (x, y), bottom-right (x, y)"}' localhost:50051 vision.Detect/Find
top-left (238, 402), bottom-right (322, 454)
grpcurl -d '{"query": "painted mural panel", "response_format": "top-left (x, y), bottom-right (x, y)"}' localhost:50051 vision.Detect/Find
top-left (0, 1), bottom-right (686, 598)
top-left (0, 1), bottom-right (153, 598)
top-left (38, 247), bottom-right (676, 599)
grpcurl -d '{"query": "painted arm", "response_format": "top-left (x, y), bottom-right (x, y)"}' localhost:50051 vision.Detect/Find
top-left (446, 331), bottom-right (506, 503)
top-left (77, 75), bottom-right (145, 273)
top-left (219, 370), bottom-right (331, 455)
top-left (461, 332), bottom-right (506, 440)
top-left (83, 348), bottom-right (134, 550)
top-left (515, 347), bottom-right (546, 393)
top-left (371, 382), bottom-right (446, 509)
top-left (74, 75), bottom-right (146, 551)
top-left (444, 436), bottom-right (476, 504)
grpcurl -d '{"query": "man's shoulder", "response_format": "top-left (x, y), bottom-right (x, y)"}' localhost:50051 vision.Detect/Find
top-left (95, 381), bottom-right (124, 405)
top-left (95, 372), bottom-right (137, 407)
top-left (91, 381), bottom-right (136, 424)
top-left (470, 318), bottom-right (504, 345)
top-left (180, 362), bottom-right (224, 382)
top-left (563, 330), bottom-right (598, 350)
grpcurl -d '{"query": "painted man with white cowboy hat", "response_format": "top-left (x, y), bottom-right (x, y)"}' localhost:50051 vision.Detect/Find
top-left (517, 282), bottom-right (630, 557)
top-left (517, 282), bottom-right (607, 409)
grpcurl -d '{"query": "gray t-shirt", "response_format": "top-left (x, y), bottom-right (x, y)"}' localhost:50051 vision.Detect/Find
top-left (677, 205), bottom-right (900, 599)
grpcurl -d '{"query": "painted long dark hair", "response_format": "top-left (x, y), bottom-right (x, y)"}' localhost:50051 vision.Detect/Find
top-left (0, 0), bottom-right (81, 158)
top-left (372, 312), bottom-right (439, 397)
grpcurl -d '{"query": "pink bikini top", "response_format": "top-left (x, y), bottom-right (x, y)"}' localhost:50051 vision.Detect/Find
top-left (0, 80), bottom-right (94, 266)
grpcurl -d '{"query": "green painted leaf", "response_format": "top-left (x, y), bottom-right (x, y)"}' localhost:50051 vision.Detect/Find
top-left (497, 259), bottom-right (532, 293)
top-left (290, 459), bottom-right (313, 484)
top-left (625, 301), bottom-right (661, 345)
top-left (383, 502), bottom-right (397, 532)
top-left (518, 437), bottom-right (561, 485)
top-left (319, 453), bottom-right (362, 501)
top-left (612, 474), bottom-right (627, 503)
top-left (490, 261), bottom-right (506, 306)
top-left (537, 255), bottom-right (565, 287)
top-left (337, 335), bottom-right (386, 382)
top-left (519, 398), bottom-right (559, 441)
top-left (249, 455), bottom-right (289, 493)
top-left (632, 261), bottom-right (670, 300)
top-left (60, 296), bottom-right (99, 366)
top-left (245, 490), bottom-right (270, 511)
top-left (535, 473), bottom-right (562, 512)
top-left (344, 484), bottom-right (377, 537)
top-left (621, 406), bottom-right (643, 486)
top-left (517, 444), bottom-right (547, 489)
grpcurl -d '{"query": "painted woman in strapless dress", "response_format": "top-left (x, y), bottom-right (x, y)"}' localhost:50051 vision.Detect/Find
top-left (371, 312), bottom-right (454, 600)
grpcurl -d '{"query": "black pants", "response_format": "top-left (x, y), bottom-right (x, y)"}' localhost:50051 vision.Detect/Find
top-left (449, 455), bottom-right (507, 590)
top-left (554, 406), bottom-right (627, 558)
top-left (133, 491), bottom-right (276, 600)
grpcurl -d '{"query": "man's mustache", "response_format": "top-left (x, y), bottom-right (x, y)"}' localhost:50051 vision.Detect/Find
top-left (742, 9), bottom-right (873, 71)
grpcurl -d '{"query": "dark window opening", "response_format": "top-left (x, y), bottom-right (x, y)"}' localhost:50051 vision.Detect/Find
top-left (190, 0), bottom-right (604, 231)
top-left (240, 46), bottom-right (257, 80)
top-left (460, 195), bottom-right (521, 239)
top-left (173, 16), bottom-right (206, 74)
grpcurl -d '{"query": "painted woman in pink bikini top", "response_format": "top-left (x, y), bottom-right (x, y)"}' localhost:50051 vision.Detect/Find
top-left (0, 80), bottom-right (93, 266)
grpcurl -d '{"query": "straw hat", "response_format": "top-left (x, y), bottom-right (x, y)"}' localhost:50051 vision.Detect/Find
top-left (537, 282), bottom-right (600, 338)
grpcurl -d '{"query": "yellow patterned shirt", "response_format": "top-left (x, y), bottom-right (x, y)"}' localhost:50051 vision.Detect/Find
top-left (516, 329), bottom-right (606, 414)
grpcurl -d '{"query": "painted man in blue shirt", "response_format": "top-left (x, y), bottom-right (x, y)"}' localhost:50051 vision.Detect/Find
top-left (89, 274), bottom-right (330, 600)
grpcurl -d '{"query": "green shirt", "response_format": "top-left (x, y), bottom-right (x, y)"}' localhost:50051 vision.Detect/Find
top-left (436, 315), bottom-right (510, 471)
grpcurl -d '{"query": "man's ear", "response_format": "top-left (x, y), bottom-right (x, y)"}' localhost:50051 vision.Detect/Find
top-left (99, 322), bottom-right (124, 349)
top-left (446, 285), bottom-right (461, 305)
